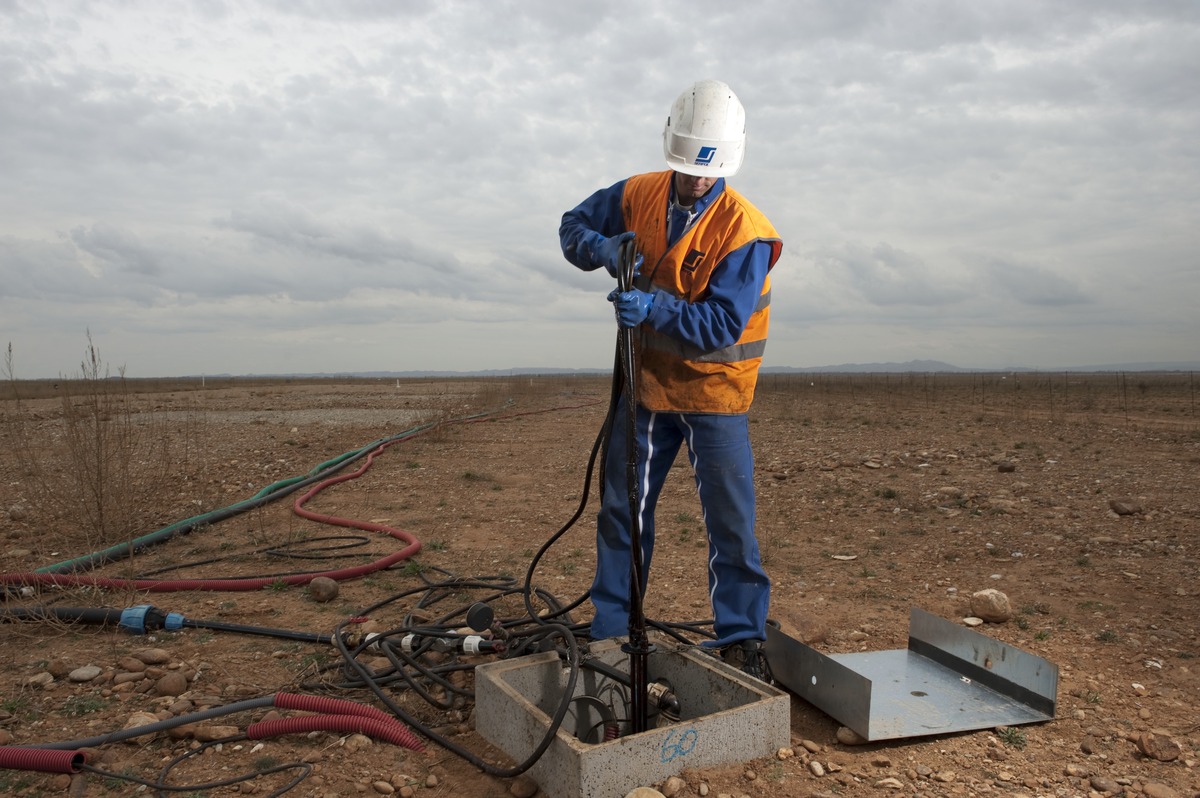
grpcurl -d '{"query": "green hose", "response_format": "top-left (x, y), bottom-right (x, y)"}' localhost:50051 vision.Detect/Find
top-left (36, 429), bottom-right (427, 575)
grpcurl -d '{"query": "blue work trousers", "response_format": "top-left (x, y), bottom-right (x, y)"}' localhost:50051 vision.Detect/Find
top-left (589, 397), bottom-right (770, 647)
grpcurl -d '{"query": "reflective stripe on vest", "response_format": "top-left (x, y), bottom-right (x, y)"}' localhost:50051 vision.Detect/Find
top-left (641, 288), bottom-right (772, 363)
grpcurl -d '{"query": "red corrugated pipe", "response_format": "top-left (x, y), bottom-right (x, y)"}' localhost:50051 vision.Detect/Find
top-left (0, 747), bottom-right (86, 774)
top-left (246, 715), bottom-right (423, 751)
top-left (0, 440), bottom-right (420, 593)
top-left (1, 399), bottom-right (605, 595)
top-left (272, 692), bottom-right (395, 724)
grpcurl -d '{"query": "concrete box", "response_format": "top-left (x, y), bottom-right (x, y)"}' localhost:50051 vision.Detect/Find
top-left (475, 639), bottom-right (790, 798)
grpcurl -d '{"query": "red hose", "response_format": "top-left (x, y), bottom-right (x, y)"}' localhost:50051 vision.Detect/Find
top-left (272, 692), bottom-right (394, 724)
top-left (0, 747), bottom-right (86, 773)
top-left (0, 399), bottom-right (605, 594)
top-left (246, 715), bottom-right (424, 751)
top-left (0, 441), bottom-right (420, 593)
top-left (291, 440), bottom-right (422, 539)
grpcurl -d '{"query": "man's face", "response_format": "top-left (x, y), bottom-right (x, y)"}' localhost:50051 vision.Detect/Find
top-left (673, 172), bottom-right (716, 205)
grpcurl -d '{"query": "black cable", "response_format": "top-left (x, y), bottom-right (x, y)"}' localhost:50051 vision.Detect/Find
top-left (181, 618), bottom-right (334, 645)
top-left (520, 404), bottom-right (610, 628)
top-left (29, 696), bottom-right (277, 750)
top-left (330, 610), bottom-right (582, 779)
top-left (77, 734), bottom-right (311, 797)
top-left (137, 534), bottom-right (372, 578)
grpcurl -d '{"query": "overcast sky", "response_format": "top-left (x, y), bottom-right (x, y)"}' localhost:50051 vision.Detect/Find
top-left (3, 0), bottom-right (1197, 379)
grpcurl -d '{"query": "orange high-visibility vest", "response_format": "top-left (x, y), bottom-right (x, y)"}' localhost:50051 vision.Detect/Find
top-left (622, 171), bottom-right (782, 414)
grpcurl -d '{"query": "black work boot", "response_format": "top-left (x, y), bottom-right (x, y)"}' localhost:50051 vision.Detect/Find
top-left (720, 639), bottom-right (771, 683)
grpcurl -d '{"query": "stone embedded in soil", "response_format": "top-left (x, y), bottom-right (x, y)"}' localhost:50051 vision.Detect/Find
top-left (660, 775), bottom-right (688, 796)
top-left (344, 732), bottom-right (373, 753)
top-left (167, 722), bottom-right (197, 740)
top-left (509, 776), bottom-right (538, 798)
top-left (23, 671), bottom-right (54, 689)
top-left (836, 726), bottom-right (867, 745)
top-left (193, 724), bottom-right (239, 741)
top-left (1134, 732), bottom-right (1182, 762)
top-left (1108, 498), bottom-right (1142, 515)
top-left (68, 665), bottom-right (102, 682)
top-left (117, 656), bottom-right (146, 672)
top-left (154, 671), bottom-right (189, 696)
top-left (122, 711), bottom-right (161, 739)
top-left (970, 588), bottom-right (1012, 622)
top-left (308, 576), bottom-right (339, 602)
top-left (133, 648), bottom-right (171, 665)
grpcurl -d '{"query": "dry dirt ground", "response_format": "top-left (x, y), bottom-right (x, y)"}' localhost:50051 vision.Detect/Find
top-left (1, 373), bottom-right (1198, 798)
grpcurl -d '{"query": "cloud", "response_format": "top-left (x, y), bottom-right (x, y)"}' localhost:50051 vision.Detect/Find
top-left (814, 242), bottom-right (970, 308)
top-left (1, 0), bottom-right (1197, 375)
top-left (978, 255), bottom-right (1092, 307)
top-left (69, 222), bottom-right (163, 276)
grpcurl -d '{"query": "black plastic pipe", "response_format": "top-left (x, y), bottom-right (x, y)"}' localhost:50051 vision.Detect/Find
top-left (615, 237), bottom-right (653, 734)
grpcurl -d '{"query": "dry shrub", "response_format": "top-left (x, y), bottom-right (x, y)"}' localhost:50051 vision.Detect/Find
top-left (3, 336), bottom-right (181, 562)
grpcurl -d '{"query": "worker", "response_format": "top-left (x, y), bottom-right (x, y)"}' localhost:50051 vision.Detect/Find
top-left (558, 79), bottom-right (783, 679)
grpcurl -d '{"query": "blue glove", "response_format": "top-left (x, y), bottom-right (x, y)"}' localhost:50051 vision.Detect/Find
top-left (607, 288), bottom-right (655, 328)
top-left (589, 232), bottom-right (641, 278)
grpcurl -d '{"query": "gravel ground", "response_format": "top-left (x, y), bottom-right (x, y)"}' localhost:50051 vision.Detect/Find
top-left (1, 374), bottom-right (1197, 797)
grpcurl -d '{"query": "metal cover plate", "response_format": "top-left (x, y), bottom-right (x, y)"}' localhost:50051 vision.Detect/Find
top-left (765, 608), bottom-right (1058, 741)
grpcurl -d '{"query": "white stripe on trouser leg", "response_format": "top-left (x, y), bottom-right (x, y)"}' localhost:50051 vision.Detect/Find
top-left (637, 411), bottom-right (657, 591)
top-left (680, 416), bottom-right (722, 609)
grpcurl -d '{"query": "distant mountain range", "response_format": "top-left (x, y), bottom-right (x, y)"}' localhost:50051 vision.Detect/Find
top-left (207, 359), bottom-right (1200, 379)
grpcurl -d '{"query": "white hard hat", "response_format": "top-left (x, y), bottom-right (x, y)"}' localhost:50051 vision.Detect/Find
top-left (662, 79), bottom-right (746, 177)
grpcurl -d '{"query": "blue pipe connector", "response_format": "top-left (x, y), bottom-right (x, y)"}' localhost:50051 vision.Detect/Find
top-left (119, 604), bottom-right (186, 634)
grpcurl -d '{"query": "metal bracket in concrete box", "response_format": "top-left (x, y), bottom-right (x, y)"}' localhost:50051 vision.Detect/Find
top-left (475, 639), bottom-right (789, 798)
top-left (765, 607), bottom-right (1058, 742)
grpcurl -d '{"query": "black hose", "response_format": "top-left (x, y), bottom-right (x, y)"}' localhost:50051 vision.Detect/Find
top-left (0, 607), bottom-right (124, 626)
top-left (330, 609), bottom-right (582, 778)
top-left (181, 618), bottom-right (334, 645)
top-left (29, 696), bottom-right (277, 750)
top-left (1, 606), bottom-right (336, 645)
top-left (615, 236), bottom-right (653, 734)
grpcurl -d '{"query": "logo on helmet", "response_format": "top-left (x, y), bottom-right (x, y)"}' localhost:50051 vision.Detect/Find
top-left (695, 146), bottom-right (717, 166)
